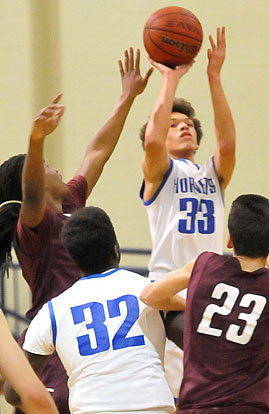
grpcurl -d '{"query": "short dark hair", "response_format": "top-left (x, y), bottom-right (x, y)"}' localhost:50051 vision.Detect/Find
top-left (61, 206), bottom-right (120, 275)
top-left (228, 194), bottom-right (269, 258)
top-left (139, 98), bottom-right (203, 149)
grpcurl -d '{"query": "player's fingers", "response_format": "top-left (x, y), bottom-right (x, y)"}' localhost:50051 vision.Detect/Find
top-left (147, 56), bottom-right (163, 69)
top-left (40, 105), bottom-right (64, 118)
top-left (208, 35), bottom-right (216, 50)
top-left (144, 66), bottom-right (154, 82)
top-left (51, 93), bottom-right (63, 104)
top-left (46, 104), bottom-right (65, 110)
top-left (216, 27), bottom-right (221, 47)
top-left (118, 60), bottom-right (124, 76)
top-left (55, 106), bottom-right (65, 119)
top-left (124, 49), bottom-right (129, 72)
top-left (129, 47), bottom-right (134, 70)
top-left (135, 48), bottom-right (141, 72)
top-left (187, 58), bottom-right (195, 67)
top-left (220, 26), bottom-right (226, 47)
top-left (49, 107), bottom-right (65, 124)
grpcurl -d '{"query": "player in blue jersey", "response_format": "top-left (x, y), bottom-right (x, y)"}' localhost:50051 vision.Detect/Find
top-left (139, 26), bottom-right (236, 397)
top-left (5, 206), bottom-right (186, 414)
top-left (140, 194), bottom-right (269, 413)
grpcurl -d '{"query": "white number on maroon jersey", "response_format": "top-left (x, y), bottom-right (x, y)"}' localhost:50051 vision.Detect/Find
top-left (197, 282), bottom-right (267, 345)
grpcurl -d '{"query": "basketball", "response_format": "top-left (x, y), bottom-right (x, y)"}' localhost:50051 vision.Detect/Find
top-left (143, 6), bottom-right (203, 68)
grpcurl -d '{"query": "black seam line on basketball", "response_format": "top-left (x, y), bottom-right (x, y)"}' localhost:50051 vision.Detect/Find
top-left (145, 28), bottom-right (202, 43)
top-left (146, 11), bottom-right (201, 31)
top-left (148, 35), bottom-right (194, 59)
top-left (148, 11), bottom-right (199, 22)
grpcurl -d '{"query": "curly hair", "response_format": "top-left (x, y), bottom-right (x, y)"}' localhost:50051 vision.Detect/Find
top-left (0, 154), bottom-right (26, 273)
top-left (139, 98), bottom-right (203, 149)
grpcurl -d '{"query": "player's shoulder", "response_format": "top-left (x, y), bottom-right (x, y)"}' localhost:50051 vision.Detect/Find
top-left (194, 251), bottom-right (230, 274)
top-left (196, 250), bottom-right (222, 263)
top-left (117, 268), bottom-right (149, 285)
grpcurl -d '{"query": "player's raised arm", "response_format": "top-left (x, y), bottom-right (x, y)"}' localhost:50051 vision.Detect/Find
top-left (207, 27), bottom-right (236, 192)
top-left (142, 59), bottom-right (194, 200)
top-left (140, 259), bottom-right (195, 310)
top-left (76, 47), bottom-right (153, 198)
top-left (20, 94), bottom-right (65, 228)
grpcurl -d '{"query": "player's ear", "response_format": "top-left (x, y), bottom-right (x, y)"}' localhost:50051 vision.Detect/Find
top-left (114, 241), bottom-right (121, 263)
top-left (226, 233), bottom-right (233, 249)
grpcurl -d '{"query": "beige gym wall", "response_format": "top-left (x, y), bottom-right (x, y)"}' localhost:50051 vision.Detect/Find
top-left (0, 0), bottom-right (268, 262)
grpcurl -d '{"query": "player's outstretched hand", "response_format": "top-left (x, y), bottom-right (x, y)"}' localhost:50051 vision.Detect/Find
top-left (148, 56), bottom-right (194, 80)
top-left (118, 47), bottom-right (154, 98)
top-left (30, 93), bottom-right (65, 140)
top-left (207, 26), bottom-right (226, 78)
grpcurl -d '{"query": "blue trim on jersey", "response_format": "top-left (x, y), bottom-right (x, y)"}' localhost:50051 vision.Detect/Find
top-left (140, 158), bottom-right (174, 206)
top-left (212, 155), bottom-right (225, 206)
top-left (80, 268), bottom-right (120, 281)
top-left (176, 158), bottom-right (188, 164)
top-left (48, 301), bottom-right (57, 347)
top-left (175, 158), bottom-right (200, 170)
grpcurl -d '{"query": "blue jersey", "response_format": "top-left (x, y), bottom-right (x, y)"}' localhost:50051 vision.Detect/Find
top-left (23, 268), bottom-right (175, 414)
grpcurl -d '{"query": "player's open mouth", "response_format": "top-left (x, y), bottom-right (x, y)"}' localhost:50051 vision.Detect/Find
top-left (180, 132), bottom-right (192, 138)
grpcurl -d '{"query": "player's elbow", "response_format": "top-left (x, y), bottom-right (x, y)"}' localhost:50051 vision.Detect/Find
top-left (4, 383), bottom-right (22, 407)
top-left (140, 289), bottom-right (156, 307)
top-left (139, 290), bottom-right (150, 305)
top-left (21, 388), bottom-right (58, 414)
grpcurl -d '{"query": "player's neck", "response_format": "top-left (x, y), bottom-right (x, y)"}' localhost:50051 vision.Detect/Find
top-left (46, 193), bottom-right (64, 213)
top-left (236, 255), bottom-right (267, 272)
top-left (169, 152), bottom-right (195, 163)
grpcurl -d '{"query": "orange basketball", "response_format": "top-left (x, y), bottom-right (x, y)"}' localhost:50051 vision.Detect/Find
top-left (143, 6), bottom-right (203, 68)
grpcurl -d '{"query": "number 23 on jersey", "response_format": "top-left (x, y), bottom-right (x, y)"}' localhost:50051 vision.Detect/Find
top-left (197, 282), bottom-right (267, 345)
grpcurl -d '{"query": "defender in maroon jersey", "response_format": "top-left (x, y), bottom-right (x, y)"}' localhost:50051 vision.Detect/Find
top-left (140, 194), bottom-right (269, 413)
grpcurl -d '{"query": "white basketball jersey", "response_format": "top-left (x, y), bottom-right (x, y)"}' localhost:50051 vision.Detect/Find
top-left (141, 157), bottom-right (224, 280)
top-left (23, 268), bottom-right (174, 414)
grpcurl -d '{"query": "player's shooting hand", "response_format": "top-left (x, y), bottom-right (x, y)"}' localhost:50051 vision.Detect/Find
top-left (30, 94), bottom-right (65, 140)
top-left (207, 26), bottom-right (226, 78)
top-left (118, 47), bottom-right (154, 98)
top-left (148, 56), bottom-right (194, 79)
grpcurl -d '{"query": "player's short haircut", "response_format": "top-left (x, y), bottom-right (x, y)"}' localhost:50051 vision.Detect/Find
top-left (228, 194), bottom-right (269, 258)
top-left (139, 98), bottom-right (203, 149)
top-left (61, 206), bottom-right (119, 275)
top-left (0, 154), bottom-right (26, 273)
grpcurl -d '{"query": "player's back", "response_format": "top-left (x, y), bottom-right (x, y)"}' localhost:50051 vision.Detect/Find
top-left (49, 268), bottom-right (174, 414)
top-left (179, 252), bottom-right (269, 414)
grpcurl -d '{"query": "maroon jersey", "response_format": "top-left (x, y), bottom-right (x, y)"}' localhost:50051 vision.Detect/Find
top-left (14, 175), bottom-right (87, 414)
top-left (179, 251), bottom-right (269, 414)
top-left (14, 175), bottom-right (87, 319)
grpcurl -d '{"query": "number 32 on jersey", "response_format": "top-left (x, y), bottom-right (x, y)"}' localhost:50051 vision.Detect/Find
top-left (197, 282), bottom-right (267, 345)
top-left (71, 294), bottom-right (145, 356)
